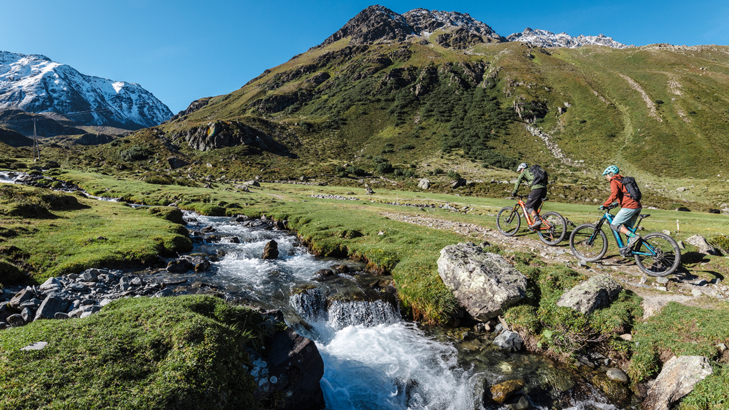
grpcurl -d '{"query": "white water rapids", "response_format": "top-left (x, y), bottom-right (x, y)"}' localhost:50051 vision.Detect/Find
top-left (0, 170), bottom-right (623, 409)
top-left (186, 214), bottom-right (622, 410)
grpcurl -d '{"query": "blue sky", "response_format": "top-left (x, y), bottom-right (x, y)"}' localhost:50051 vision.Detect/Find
top-left (2, 0), bottom-right (727, 113)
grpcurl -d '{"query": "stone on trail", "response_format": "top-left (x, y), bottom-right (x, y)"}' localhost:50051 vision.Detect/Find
top-left (556, 274), bottom-right (622, 315)
top-left (685, 234), bottom-right (718, 255)
top-left (9, 289), bottom-right (34, 310)
top-left (418, 178), bottom-right (430, 189)
top-left (642, 356), bottom-right (713, 410)
top-left (437, 243), bottom-right (527, 321)
top-left (39, 277), bottom-right (62, 292)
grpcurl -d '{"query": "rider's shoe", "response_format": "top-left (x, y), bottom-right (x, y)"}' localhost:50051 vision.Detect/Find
top-left (529, 219), bottom-right (542, 229)
top-left (627, 234), bottom-right (641, 248)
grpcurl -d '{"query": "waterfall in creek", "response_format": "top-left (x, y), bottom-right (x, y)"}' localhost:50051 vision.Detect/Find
top-left (0, 174), bottom-right (624, 410)
top-left (184, 213), bottom-right (623, 410)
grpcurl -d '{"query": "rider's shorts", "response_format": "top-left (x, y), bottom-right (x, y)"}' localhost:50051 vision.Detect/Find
top-left (612, 207), bottom-right (642, 230)
top-left (526, 188), bottom-right (547, 213)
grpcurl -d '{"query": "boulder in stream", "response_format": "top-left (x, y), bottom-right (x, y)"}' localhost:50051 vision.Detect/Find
top-left (486, 378), bottom-right (526, 404)
top-left (642, 356), bottom-right (713, 410)
top-left (262, 240), bottom-right (279, 260)
top-left (254, 328), bottom-right (325, 410)
top-left (556, 274), bottom-right (622, 315)
top-left (437, 243), bottom-right (527, 321)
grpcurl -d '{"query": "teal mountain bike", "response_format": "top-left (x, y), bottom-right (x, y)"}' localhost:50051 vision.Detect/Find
top-left (569, 203), bottom-right (681, 276)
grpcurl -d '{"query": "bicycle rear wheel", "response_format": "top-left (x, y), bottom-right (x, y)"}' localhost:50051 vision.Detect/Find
top-left (537, 211), bottom-right (567, 246)
top-left (496, 206), bottom-right (521, 236)
top-left (633, 233), bottom-right (681, 276)
top-left (569, 223), bottom-right (608, 262)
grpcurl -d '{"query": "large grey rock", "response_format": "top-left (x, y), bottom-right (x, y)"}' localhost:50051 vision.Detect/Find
top-left (556, 275), bottom-right (622, 315)
top-left (686, 235), bottom-right (718, 255)
top-left (418, 178), bottom-right (430, 189)
top-left (437, 243), bottom-right (527, 321)
top-left (39, 277), bottom-right (62, 292)
top-left (493, 330), bottom-right (524, 352)
top-left (20, 307), bottom-right (33, 323)
top-left (9, 289), bottom-right (34, 310)
top-left (7, 314), bottom-right (24, 327)
top-left (642, 356), bottom-right (713, 410)
top-left (34, 296), bottom-right (71, 321)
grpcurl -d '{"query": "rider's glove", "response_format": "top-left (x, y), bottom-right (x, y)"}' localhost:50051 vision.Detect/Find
top-left (598, 205), bottom-right (605, 211)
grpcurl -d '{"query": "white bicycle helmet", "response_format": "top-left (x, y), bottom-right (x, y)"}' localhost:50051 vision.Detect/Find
top-left (517, 163), bottom-right (528, 172)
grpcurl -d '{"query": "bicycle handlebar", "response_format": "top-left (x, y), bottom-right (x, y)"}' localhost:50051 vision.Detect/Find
top-left (598, 202), bottom-right (619, 211)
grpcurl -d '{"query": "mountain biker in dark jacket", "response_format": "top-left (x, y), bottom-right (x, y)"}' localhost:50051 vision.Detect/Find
top-left (510, 163), bottom-right (547, 228)
top-left (601, 165), bottom-right (642, 249)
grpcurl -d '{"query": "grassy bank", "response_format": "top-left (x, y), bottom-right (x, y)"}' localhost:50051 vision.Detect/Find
top-left (0, 183), bottom-right (191, 286)
top-left (0, 296), bottom-right (269, 409)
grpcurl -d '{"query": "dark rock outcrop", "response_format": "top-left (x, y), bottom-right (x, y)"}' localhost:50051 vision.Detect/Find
top-left (253, 328), bottom-right (325, 410)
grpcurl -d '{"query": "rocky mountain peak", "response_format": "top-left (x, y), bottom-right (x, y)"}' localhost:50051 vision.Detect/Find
top-left (403, 8), bottom-right (504, 41)
top-left (507, 28), bottom-right (632, 49)
top-left (318, 5), bottom-right (414, 47)
top-left (316, 5), bottom-right (505, 49)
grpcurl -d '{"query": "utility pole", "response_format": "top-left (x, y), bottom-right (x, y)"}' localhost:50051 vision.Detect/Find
top-left (32, 118), bottom-right (41, 161)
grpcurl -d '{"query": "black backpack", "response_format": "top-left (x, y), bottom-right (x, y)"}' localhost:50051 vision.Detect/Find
top-left (621, 176), bottom-right (642, 201)
top-left (529, 165), bottom-right (548, 187)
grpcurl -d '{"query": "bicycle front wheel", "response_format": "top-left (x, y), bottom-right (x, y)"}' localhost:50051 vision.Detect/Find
top-left (569, 223), bottom-right (608, 262)
top-left (496, 206), bottom-right (521, 236)
top-left (537, 211), bottom-right (567, 246)
top-left (633, 233), bottom-right (681, 277)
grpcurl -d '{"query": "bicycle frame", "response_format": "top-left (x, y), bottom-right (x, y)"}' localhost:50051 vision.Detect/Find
top-left (508, 197), bottom-right (548, 228)
top-left (589, 209), bottom-right (657, 257)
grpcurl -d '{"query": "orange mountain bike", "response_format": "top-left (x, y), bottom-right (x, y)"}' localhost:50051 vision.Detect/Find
top-left (496, 195), bottom-right (567, 245)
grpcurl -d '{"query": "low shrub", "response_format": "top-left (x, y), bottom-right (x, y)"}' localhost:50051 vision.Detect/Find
top-left (118, 145), bottom-right (151, 162)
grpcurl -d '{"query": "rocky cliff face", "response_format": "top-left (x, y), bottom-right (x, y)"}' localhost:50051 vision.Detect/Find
top-left (316, 5), bottom-right (504, 49)
top-left (507, 28), bottom-right (632, 49)
top-left (0, 51), bottom-right (173, 130)
top-left (403, 8), bottom-right (504, 43)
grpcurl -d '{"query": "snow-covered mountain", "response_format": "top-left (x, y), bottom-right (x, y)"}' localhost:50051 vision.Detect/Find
top-left (0, 51), bottom-right (172, 130)
top-left (507, 28), bottom-right (632, 49)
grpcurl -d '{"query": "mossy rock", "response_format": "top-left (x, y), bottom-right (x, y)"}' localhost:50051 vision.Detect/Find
top-left (488, 379), bottom-right (525, 404)
top-left (339, 229), bottom-right (364, 239)
top-left (7, 203), bottom-right (54, 218)
top-left (148, 207), bottom-right (186, 225)
top-left (195, 204), bottom-right (226, 216)
top-left (590, 372), bottom-right (631, 406)
top-left (0, 259), bottom-right (27, 286)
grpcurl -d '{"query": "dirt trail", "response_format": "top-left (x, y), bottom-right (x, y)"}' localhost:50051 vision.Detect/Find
top-left (382, 211), bottom-right (729, 316)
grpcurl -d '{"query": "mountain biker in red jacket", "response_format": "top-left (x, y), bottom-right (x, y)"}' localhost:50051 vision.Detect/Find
top-left (601, 165), bottom-right (642, 249)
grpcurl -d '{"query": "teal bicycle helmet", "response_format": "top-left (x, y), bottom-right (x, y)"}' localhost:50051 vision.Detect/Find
top-left (602, 165), bottom-right (619, 176)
